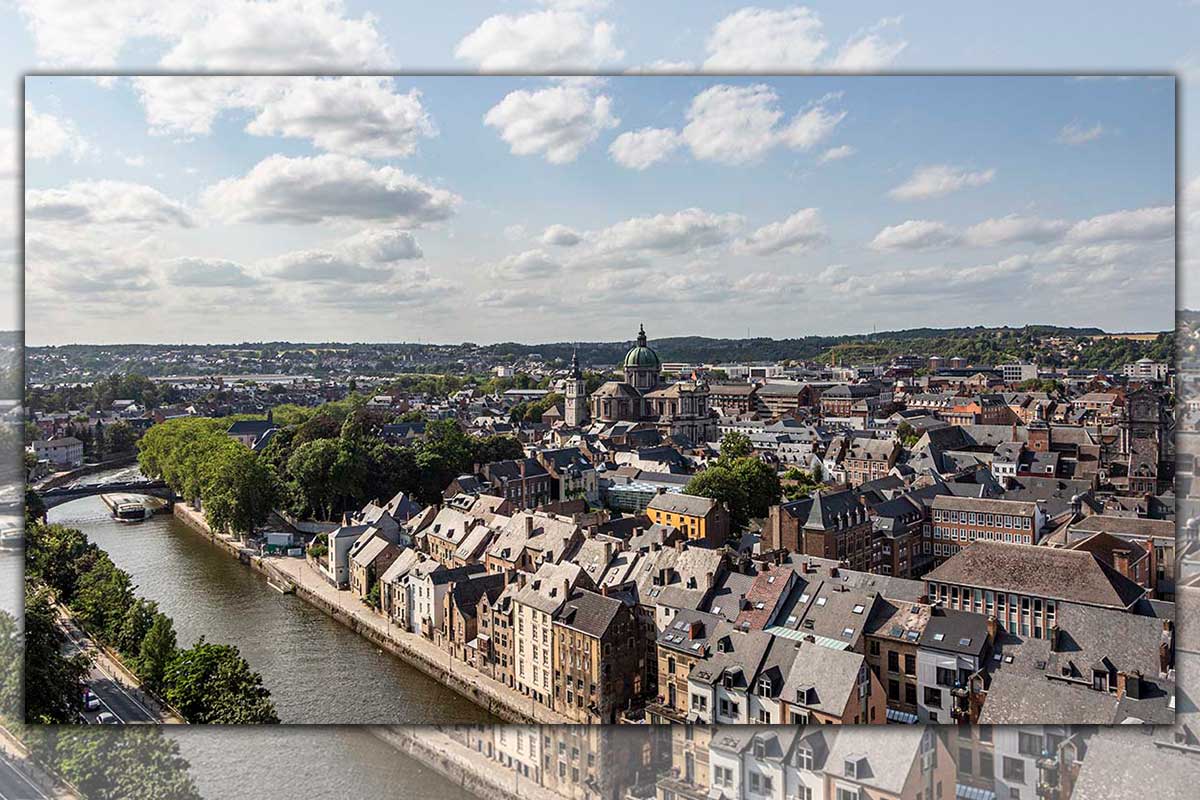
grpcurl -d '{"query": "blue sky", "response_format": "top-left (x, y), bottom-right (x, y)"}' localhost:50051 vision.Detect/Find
top-left (3, 2), bottom-right (1195, 344)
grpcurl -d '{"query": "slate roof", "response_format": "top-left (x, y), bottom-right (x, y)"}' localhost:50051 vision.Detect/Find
top-left (925, 541), bottom-right (1147, 609)
top-left (781, 642), bottom-right (866, 717)
top-left (555, 588), bottom-right (625, 638)
top-left (647, 492), bottom-right (719, 517)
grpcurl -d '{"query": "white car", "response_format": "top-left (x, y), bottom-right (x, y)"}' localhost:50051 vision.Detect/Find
top-left (95, 711), bottom-right (119, 724)
top-left (82, 689), bottom-right (100, 711)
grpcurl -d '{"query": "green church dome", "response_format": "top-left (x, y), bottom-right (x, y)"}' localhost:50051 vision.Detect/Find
top-left (623, 324), bottom-right (660, 370)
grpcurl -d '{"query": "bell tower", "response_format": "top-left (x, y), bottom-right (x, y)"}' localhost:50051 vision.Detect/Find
top-left (564, 348), bottom-right (588, 427)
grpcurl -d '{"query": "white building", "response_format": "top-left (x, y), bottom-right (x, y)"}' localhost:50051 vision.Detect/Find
top-left (998, 362), bottom-right (1039, 383)
top-left (1123, 357), bottom-right (1168, 381)
top-left (33, 436), bottom-right (84, 468)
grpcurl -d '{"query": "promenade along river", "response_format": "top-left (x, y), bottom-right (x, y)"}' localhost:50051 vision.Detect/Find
top-left (47, 474), bottom-right (497, 725)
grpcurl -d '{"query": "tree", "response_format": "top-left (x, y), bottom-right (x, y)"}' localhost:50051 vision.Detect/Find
top-left (685, 453), bottom-right (781, 531)
top-left (25, 522), bottom-right (92, 603)
top-left (102, 420), bottom-right (139, 454)
top-left (718, 431), bottom-right (753, 461)
top-left (115, 597), bottom-right (157, 659)
top-left (135, 613), bottom-right (177, 694)
top-left (895, 422), bottom-right (920, 448)
top-left (163, 640), bottom-right (278, 724)
top-left (200, 447), bottom-right (278, 539)
top-left (0, 610), bottom-right (20, 719)
top-left (24, 587), bottom-right (91, 724)
top-left (287, 438), bottom-right (341, 520)
top-left (22, 727), bottom-right (202, 800)
top-left (72, 554), bottom-right (135, 645)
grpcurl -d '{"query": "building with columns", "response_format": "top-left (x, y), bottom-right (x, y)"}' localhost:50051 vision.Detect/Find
top-left (588, 324), bottom-right (717, 443)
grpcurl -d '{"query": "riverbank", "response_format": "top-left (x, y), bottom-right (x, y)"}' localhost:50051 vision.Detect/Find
top-left (172, 503), bottom-right (569, 724)
top-left (369, 728), bottom-right (563, 800)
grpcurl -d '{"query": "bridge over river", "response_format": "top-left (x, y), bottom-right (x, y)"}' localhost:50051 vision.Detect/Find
top-left (35, 479), bottom-right (176, 510)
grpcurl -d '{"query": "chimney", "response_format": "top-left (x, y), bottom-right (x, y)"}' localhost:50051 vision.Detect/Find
top-left (985, 615), bottom-right (999, 643)
top-left (674, 538), bottom-right (684, 552)
top-left (1112, 549), bottom-right (1131, 578)
top-left (524, 516), bottom-right (534, 535)
top-left (1048, 624), bottom-right (1061, 652)
top-left (1117, 670), bottom-right (1142, 700)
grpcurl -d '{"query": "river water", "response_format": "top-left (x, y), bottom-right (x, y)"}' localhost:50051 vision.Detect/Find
top-left (46, 482), bottom-right (495, 726)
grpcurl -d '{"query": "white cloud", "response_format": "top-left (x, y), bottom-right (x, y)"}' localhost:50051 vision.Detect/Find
top-left (26, 181), bottom-right (193, 227)
top-left (888, 164), bottom-right (996, 200)
top-left (24, 101), bottom-right (90, 161)
top-left (1056, 121), bottom-right (1105, 145)
top-left (503, 224), bottom-right (527, 242)
top-left (164, 257), bottom-right (258, 287)
top-left (264, 249), bottom-right (394, 284)
top-left (455, 10), bottom-right (623, 71)
top-left (869, 219), bottom-right (959, 251)
top-left (590, 208), bottom-right (743, 255)
top-left (133, 77), bottom-right (436, 159)
top-left (17, 1), bottom-right (389, 70)
top-left (703, 8), bottom-right (906, 71)
top-left (340, 229), bottom-right (423, 261)
top-left (818, 144), bottom-right (856, 163)
top-left (735, 209), bottom-right (829, 256)
top-left (778, 103), bottom-right (847, 151)
top-left (243, 79), bottom-right (436, 158)
top-left (608, 127), bottom-right (682, 170)
top-left (478, 287), bottom-right (556, 309)
top-left (0, 128), bottom-right (14, 180)
top-left (861, 255), bottom-right (1033, 298)
top-left (1065, 205), bottom-right (1173, 242)
top-left (831, 17), bottom-right (908, 70)
top-left (625, 59), bottom-right (697, 74)
top-left (541, 224), bottom-right (583, 246)
top-left (489, 249), bottom-right (563, 280)
top-left (681, 84), bottom-right (844, 165)
top-left (484, 84), bottom-right (619, 164)
top-left (161, 1), bottom-right (388, 70)
top-left (703, 7), bottom-right (827, 70)
top-left (201, 154), bottom-right (460, 226)
top-left (963, 214), bottom-right (1069, 247)
top-left (121, 154), bottom-right (147, 167)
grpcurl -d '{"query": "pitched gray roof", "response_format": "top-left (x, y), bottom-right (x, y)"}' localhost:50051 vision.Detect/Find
top-left (926, 541), bottom-right (1147, 609)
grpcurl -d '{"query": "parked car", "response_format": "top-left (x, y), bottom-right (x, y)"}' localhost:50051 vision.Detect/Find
top-left (82, 689), bottom-right (100, 711)
top-left (96, 711), bottom-right (119, 724)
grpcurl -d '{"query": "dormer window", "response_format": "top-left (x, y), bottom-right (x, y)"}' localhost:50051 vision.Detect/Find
top-left (757, 677), bottom-right (773, 696)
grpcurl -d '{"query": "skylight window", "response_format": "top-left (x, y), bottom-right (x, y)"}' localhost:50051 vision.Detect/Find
top-left (852, 605), bottom-right (865, 614)
top-left (816, 597), bottom-right (827, 607)
top-left (933, 633), bottom-right (945, 642)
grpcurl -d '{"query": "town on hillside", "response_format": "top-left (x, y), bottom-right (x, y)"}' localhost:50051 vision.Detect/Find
top-left (22, 322), bottom-right (1187, 730)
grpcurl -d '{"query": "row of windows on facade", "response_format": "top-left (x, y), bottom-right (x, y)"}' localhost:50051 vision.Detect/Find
top-left (932, 510), bottom-right (1032, 528)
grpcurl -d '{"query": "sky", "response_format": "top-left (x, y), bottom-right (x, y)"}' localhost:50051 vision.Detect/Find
top-left (0, 1), bottom-right (1195, 346)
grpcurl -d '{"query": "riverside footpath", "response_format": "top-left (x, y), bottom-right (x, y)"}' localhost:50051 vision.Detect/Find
top-left (171, 503), bottom-right (570, 725)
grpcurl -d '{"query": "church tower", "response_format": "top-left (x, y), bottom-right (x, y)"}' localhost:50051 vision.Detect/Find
top-left (564, 348), bottom-right (588, 427)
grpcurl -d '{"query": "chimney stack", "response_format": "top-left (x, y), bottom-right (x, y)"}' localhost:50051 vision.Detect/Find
top-left (1112, 548), bottom-right (1131, 578)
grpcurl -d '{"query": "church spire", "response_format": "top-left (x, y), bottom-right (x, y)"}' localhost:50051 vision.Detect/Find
top-left (637, 323), bottom-right (647, 348)
top-left (570, 347), bottom-right (581, 379)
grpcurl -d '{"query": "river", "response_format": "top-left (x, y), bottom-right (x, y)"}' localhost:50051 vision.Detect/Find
top-left (170, 727), bottom-right (478, 800)
top-left (46, 478), bottom-right (496, 725)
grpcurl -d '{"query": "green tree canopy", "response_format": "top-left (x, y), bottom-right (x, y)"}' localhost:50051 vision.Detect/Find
top-left (164, 640), bottom-right (279, 724)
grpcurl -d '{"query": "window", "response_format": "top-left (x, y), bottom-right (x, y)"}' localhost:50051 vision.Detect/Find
top-left (1002, 757), bottom-right (1025, 784)
top-left (1018, 732), bottom-right (1043, 757)
top-left (904, 654), bottom-right (916, 676)
top-left (714, 766), bottom-right (734, 788)
top-left (958, 748), bottom-right (973, 775)
top-left (936, 667), bottom-right (956, 687)
top-left (887, 651), bottom-right (900, 673)
top-left (905, 683), bottom-right (917, 705)
top-left (980, 752), bottom-right (994, 776)
top-left (796, 747), bottom-right (813, 770)
top-left (836, 787), bottom-right (860, 800)
top-left (888, 679), bottom-right (900, 701)
top-left (924, 687), bottom-right (943, 707)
